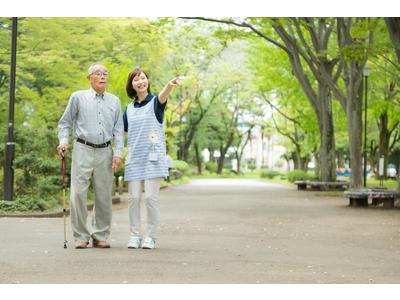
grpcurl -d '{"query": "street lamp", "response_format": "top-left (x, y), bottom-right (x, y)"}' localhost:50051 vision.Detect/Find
top-left (363, 67), bottom-right (370, 188)
top-left (3, 17), bottom-right (18, 201)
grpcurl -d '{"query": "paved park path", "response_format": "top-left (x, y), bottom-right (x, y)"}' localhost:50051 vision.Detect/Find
top-left (1, 179), bottom-right (399, 283)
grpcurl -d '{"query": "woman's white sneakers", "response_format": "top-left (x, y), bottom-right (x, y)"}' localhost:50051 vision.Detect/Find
top-left (141, 237), bottom-right (155, 249)
top-left (127, 237), bottom-right (141, 249)
top-left (127, 237), bottom-right (155, 249)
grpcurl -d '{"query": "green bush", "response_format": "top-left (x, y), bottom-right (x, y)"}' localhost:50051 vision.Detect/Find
top-left (260, 169), bottom-right (280, 179)
top-left (274, 160), bottom-right (284, 168)
top-left (0, 126), bottom-right (67, 213)
top-left (307, 173), bottom-right (319, 181)
top-left (201, 169), bottom-right (211, 176)
top-left (172, 160), bottom-right (190, 175)
top-left (13, 126), bottom-right (61, 196)
top-left (287, 170), bottom-right (310, 183)
top-left (247, 162), bottom-right (256, 171)
top-left (0, 168), bottom-right (3, 198)
top-left (0, 195), bottom-right (59, 213)
top-left (205, 162), bottom-right (217, 173)
top-left (170, 169), bottom-right (183, 180)
top-left (221, 169), bottom-right (232, 176)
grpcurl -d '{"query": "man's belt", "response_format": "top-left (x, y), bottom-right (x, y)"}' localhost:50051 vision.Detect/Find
top-left (77, 138), bottom-right (111, 148)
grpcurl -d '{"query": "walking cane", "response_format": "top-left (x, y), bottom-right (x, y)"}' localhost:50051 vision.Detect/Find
top-left (61, 150), bottom-right (68, 249)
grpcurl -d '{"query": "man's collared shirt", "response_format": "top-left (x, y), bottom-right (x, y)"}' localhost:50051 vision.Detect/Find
top-left (58, 88), bottom-right (124, 158)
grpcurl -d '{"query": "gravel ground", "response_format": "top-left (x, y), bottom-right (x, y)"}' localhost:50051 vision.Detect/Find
top-left (1, 178), bottom-right (399, 283)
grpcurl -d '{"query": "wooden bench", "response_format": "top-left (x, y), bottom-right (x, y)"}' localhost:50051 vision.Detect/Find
top-left (295, 180), bottom-right (350, 191)
top-left (294, 180), bottom-right (308, 190)
top-left (344, 189), bottom-right (400, 208)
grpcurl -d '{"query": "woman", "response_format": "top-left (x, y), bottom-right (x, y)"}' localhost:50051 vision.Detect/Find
top-left (123, 68), bottom-right (180, 249)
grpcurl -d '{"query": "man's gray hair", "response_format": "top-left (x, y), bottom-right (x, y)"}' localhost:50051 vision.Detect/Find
top-left (87, 63), bottom-right (105, 75)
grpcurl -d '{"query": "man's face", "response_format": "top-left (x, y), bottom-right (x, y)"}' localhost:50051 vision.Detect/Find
top-left (88, 65), bottom-right (109, 92)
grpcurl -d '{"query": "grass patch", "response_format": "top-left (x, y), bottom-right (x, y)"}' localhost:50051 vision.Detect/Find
top-left (168, 176), bottom-right (191, 185)
top-left (315, 191), bottom-right (346, 197)
top-left (191, 170), bottom-right (263, 179)
top-left (366, 178), bottom-right (398, 189)
top-left (190, 171), bottom-right (293, 186)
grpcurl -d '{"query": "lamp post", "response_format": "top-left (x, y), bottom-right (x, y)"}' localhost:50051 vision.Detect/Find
top-left (363, 67), bottom-right (370, 188)
top-left (3, 17), bottom-right (18, 201)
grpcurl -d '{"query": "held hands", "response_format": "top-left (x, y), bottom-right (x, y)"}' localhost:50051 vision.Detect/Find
top-left (57, 144), bottom-right (68, 158)
top-left (112, 157), bottom-right (122, 172)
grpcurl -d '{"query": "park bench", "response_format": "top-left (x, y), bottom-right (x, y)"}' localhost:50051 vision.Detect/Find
top-left (344, 188), bottom-right (400, 208)
top-left (294, 180), bottom-right (350, 191)
top-left (294, 180), bottom-right (308, 190)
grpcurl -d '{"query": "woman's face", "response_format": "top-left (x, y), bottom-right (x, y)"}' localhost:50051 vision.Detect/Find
top-left (131, 72), bottom-right (149, 94)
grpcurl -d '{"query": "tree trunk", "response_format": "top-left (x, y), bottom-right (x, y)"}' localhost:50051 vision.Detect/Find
top-left (316, 83), bottom-right (337, 181)
top-left (385, 18), bottom-right (400, 64)
top-left (369, 140), bottom-right (379, 174)
top-left (378, 113), bottom-right (390, 179)
top-left (183, 141), bottom-right (190, 162)
top-left (235, 127), bottom-right (253, 175)
top-left (217, 145), bottom-right (226, 174)
top-left (302, 156), bottom-right (310, 172)
top-left (384, 17), bottom-right (400, 191)
top-left (294, 150), bottom-right (301, 170)
top-left (314, 150), bottom-right (321, 178)
top-left (237, 153), bottom-right (242, 174)
top-left (346, 72), bottom-right (364, 188)
top-left (177, 146), bottom-right (184, 161)
top-left (337, 148), bottom-right (345, 168)
top-left (181, 90), bottom-right (222, 161)
top-left (209, 146), bottom-right (215, 162)
top-left (285, 50), bottom-right (337, 180)
top-left (333, 18), bottom-right (371, 189)
top-left (194, 142), bottom-right (202, 174)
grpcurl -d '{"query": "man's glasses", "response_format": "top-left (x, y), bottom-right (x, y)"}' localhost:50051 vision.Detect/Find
top-left (90, 71), bottom-right (109, 77)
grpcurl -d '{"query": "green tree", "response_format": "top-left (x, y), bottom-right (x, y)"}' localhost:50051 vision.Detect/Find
top-left (1, 17), bottom-right (171, 204)
top-left (249, 41), bottom-right (319, 172)
top-left (367, 21), bottom-right (400, 178)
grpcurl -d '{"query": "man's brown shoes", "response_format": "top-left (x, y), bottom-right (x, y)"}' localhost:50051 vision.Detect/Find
top-left (92, 239), bottom-right (111, 248)
top-left (74, 239), bottom-right (110, 249)
top-left (75, 241), bottom-right (89, 249)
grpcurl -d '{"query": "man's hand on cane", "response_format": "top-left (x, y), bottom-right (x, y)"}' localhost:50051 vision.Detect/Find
top-left (57, 144), bottom-right (68, 158)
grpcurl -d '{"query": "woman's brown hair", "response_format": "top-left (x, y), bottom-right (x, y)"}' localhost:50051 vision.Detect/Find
top-left (126, 68), bottom-right (151, 100)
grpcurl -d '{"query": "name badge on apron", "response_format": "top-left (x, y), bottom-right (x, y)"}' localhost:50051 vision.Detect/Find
top-left (148, 131), bottom-right (159, 161)
top-left (149, 152), bottom-right (158, 161)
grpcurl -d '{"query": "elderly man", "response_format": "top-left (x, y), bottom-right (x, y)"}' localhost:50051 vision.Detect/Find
top-left (57, 63), bottom-right (124, 249)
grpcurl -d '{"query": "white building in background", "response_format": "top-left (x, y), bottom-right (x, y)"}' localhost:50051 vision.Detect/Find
top-left (242, 126), bottom-right (290, 171)
top-left (200, 126), bottom-right (290, 172)
top-left (202, 148), bottom-right (210, 162)
top-left (202, 123), bottom-right (293, 172)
